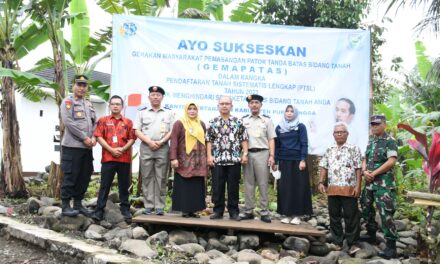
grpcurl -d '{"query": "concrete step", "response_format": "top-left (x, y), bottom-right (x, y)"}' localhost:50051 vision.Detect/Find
top-left (0, 215), bottom-right (149, 263)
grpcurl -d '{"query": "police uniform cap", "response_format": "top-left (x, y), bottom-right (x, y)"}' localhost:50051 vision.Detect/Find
top-left (74, 74), bottom-right (88, 84)
top-left (370, 115), bottom-right (386, 124)
top-left (148, 86), bottom-right (165, 95)
top-left (246, 94), bottom-right (263, 103)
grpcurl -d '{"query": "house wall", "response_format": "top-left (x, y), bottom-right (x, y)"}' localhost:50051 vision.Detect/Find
top-left (15, 93), bottom-right (107, 173)
top-left (0, 91), bottom-right (141, 174)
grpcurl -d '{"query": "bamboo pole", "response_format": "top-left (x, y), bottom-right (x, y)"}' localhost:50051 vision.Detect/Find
top-left (407, 191), bottom-right (440, 202)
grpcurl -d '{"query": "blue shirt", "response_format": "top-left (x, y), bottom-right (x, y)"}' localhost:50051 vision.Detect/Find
top-left (275, 123), bottom-right (308, 161)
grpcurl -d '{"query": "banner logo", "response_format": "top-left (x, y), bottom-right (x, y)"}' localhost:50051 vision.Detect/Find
top-left (119, 22), bottom-right (137, 37)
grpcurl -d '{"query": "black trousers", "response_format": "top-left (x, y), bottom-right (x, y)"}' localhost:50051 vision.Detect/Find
top-left (211, 164), bottom-right (241, 216)
top-left (96, 162), bottom-right (131, 211)
top-left (328, 195), bottom-right (361, 246)
top-left (60, 146), bottom-right (93, 201)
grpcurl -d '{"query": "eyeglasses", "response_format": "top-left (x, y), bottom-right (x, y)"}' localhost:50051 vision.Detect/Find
top-left (76, 83), bottom-right (88, 87)
top-left (110, 103), bottom-right (122, 106)
top-left (333, 131), bottom-right (347, 135)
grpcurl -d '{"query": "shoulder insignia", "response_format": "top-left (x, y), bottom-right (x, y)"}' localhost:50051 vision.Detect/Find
top-left (86, 100), bottom-right (94, 108)
top-left (164, 107), bottom-right (171, 110)
top-left (65, 99), bottom-right (72, 109)
top-left (242, 114), bottom-right (249, 119)
top-left (138, 106), bottom-right (148, 111)
top-left (263, 114), bottom-right (271, 118)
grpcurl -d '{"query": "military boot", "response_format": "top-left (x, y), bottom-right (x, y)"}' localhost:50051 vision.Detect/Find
top-left (73, 200), bottom-right (93, 217)
top-left (378, 239), bottom-right (397, 259)
top-left (61, 199), bottom-right (79, 217)
top-left (359, 231), bottom-right (377, 244)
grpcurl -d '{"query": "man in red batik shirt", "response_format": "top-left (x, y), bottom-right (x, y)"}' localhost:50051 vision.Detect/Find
top-left (92, 95), bottom-right (136, 222)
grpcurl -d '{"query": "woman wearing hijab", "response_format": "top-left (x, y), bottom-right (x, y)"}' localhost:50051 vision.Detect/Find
top-left (274, 105), bottom-right (312, 224)
top-left (170, 102), bottom-right (207, 217)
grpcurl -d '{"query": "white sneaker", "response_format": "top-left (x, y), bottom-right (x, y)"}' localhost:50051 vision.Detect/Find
top-left (281, 217), bottom-right (291, 224)
top-left (290, 217), bottom-right (301, 225)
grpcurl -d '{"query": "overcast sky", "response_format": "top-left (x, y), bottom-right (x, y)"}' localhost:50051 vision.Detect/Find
top-left (20, 1), bottom-right (439, 77)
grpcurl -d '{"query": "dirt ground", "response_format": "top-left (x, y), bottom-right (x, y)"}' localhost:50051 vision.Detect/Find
top-left (0, 233), bottom-right (66, 264)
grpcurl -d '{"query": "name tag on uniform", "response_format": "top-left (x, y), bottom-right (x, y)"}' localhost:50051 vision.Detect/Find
top-left (255, 130), bottom-right (261, 138)
top-left (112, 135), bottom-right (118, 143)
top-left (160, 123), bottom-right (167, 133)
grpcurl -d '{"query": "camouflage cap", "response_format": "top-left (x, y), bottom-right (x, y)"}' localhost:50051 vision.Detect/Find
top-left (370, 115), bottom-right (386, 124)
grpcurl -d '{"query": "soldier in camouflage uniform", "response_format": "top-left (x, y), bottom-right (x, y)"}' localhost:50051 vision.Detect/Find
top-left (360, 115), bottom-right (398, 259)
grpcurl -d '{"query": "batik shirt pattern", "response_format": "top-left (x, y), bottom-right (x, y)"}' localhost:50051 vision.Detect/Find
top-left (206, 116), bottom-right (248, 166)
top-left (320, 143), bottom-right (362, 196)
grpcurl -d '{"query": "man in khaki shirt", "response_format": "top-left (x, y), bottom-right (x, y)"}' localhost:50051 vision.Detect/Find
top-left (240, 94), bottom-right (276, 223)
top-left (135, 86), bottom-right (175, 215)
top-left (60, 75), bottom-right (96, 217)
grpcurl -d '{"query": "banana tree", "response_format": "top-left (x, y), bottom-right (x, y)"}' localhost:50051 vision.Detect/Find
top-left (176, 0), bottom-right (233, 20)
top-left (29, 0), bottom-right (110, 197)
top-left (97, 0), bottom-right (160, 16)
top-left (402, 41), bottom-right (440, 114)
top-left (63, 0), bottom-right (111, 99)
top-left (0, 0), bottom-right (50, 198)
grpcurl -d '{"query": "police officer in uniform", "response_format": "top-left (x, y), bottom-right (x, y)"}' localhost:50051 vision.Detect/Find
top-left (60, 75), bottom-right (96, 217)
top-left (360, 115), bottom-right (399, 259)
top-left (135, 86), bottom-right (175, 215)
top-left (240, 94), bottom-right (276, 223)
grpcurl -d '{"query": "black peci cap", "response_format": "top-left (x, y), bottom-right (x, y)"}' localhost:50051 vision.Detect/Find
top-left (246, 94), bottom-right (263, 103)
top-left (148, 85), bottom-right (165, 95)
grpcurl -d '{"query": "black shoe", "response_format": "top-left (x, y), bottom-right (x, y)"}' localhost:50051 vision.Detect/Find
top-left (73, 200), bottom-right (93, 217)
top-left (210, 213), bottom-right (223, 220)
top-left (182, 213), bottom-right (190, 218)
top-left (62, 207), bottom-right (80, 217)
top-left (121, 208), bottom-right (132, 221)
top-left (359, 231), bottom-right (377, 244)
top-left (92, 210), bottom-right (104, 222)
top-left (378, 240), bottom-right (397, 259)
top-left (188, 212), bottom-right (200, 218)
top-left (143, 208), bottom-right (153, 215)
top-left (61, 200), bottom-right (79, 217)
top-left (239, 213), bottom-right (254, 220)
top-left (229, 214), bottom-right (241, 221)
top-left (260, 215), bottom-right (271, 223)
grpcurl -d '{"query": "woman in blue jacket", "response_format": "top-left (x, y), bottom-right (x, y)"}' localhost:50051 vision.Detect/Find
top-left (274, 105), bottom-right (312, 224)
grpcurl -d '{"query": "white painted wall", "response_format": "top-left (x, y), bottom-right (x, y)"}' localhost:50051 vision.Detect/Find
top-left (9, 91), bottom-right (141, 174)
top-left (14, 91), bottom-right (107, 173)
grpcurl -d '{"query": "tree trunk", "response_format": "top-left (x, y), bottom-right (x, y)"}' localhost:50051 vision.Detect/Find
top-left (47, 161), bottom-right (62, 198)
top-left (0, 60), bottom-right (27, 198)
top-left (308, 155), bottom-right (320, 193)
top-left (47, 49), bottom-right (66, 199)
